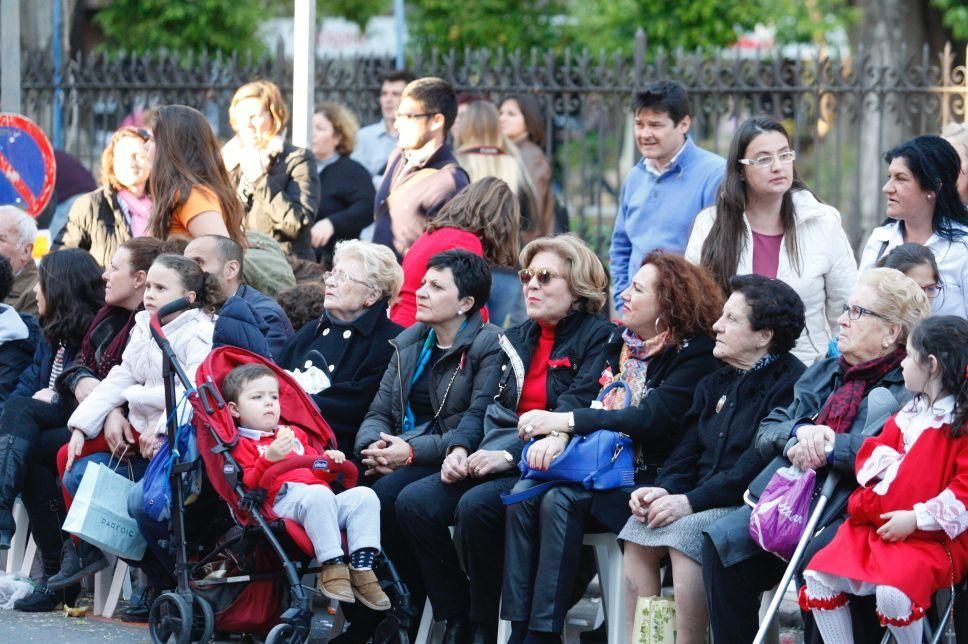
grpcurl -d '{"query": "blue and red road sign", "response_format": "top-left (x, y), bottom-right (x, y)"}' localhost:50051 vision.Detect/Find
top-left (0, 114), bottom-right (57, 218)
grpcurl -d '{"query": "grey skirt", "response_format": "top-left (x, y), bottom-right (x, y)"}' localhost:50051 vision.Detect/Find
top-left (617, 505), bottom-right (740, 563)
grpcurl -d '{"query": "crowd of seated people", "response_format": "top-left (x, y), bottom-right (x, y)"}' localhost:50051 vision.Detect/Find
top-left (1, 73), bottom-right (967, 644)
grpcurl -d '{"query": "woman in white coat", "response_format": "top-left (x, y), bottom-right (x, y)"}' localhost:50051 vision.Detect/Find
top-left (857, 135), bottom-right (968, 318)
top-left (686, 115), bottom-right (857, 364)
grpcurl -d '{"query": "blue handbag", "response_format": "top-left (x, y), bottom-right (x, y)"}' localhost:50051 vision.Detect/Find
top-left (502, 381), bottom-right (636, 504)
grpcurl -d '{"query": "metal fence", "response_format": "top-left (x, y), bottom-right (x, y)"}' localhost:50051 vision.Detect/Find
top-left (20, 32), bottom-right (968, 254)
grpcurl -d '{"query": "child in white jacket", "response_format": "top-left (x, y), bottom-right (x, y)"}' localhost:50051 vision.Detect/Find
top-left (67, 254), bottom-right (220, 461)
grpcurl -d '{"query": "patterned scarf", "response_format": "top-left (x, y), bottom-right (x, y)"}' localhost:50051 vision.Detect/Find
top-left (78, 305), bottom-right (140, 379)
top-left (599, 329), bottom-right (670, 409)
top-left (117, 189), bottom-right (153, 237)
top-left (816, 347), bottom-right (905, 434)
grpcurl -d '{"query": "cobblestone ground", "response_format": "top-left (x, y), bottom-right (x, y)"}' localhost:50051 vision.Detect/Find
top-left (0, 584), bottom-right (807, 643)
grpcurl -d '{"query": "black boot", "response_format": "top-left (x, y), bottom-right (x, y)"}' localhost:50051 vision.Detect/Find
top-left (0, 435), bottom-right (33, 549)
top-left (47, 539), bottom-right (109, 590)
top-left (469, 621), bottom-right (497, 644)
top-left (442, 617), bottom-right (472, 644)
top-left (14, 576), bottom-right (81, 612)
top-left (121, 584), bottom-right (164, 623)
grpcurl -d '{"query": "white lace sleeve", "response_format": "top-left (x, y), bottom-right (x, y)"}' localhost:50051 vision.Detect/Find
top-left (920, 489), bottom-right (968, 539)
top-left (857, 445), bottom-right (902, 487)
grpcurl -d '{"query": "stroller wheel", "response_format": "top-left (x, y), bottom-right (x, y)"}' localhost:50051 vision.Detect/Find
top-left (148, 592), bottom-right (193, 644)
top-left (265, 622), bottom-right (304, 644)
top-left (190, 594), bottom-right (215, 643)
top-left (372, 613), bottom-right (410, 644)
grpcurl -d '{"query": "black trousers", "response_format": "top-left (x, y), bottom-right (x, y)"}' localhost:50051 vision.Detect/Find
top-left (701, 519), bottom-right (882, 644)
top-left (0, 396), bottom-right (72, 575)
top-left (396, 471), bottom-right (516, 623)
top-left (501, 485), bottom-right (630, 633)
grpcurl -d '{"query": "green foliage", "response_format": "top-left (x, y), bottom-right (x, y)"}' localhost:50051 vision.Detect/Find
top-left (566, 0), bottom-right (856, 55)
top-left (94, 0), bottom-right (271, 56)
top-left (933, 0), bottom-right (968, 40)
top-left (406, 0), bottom-right (569, 52)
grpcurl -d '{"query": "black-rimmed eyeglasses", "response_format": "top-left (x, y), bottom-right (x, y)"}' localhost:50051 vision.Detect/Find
top-left (842, 303), bottom-right (891, 322)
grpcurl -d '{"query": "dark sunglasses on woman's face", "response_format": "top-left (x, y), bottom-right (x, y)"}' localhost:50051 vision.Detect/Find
top-left (518, 268), bottom-right (565, 285)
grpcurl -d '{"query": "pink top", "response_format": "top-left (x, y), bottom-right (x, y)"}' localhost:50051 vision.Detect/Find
top-left (751, 231), bottom-right (783, 279)
top-left (390, 227), bottom-right (484, 327)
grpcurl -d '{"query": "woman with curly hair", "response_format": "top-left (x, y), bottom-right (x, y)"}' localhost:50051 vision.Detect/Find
top-left (390, 177), bottom-right (522, 327)
top-left (501, 251), bottom-right (723, 644)
top-left (0, 248), bottom-right (104, 610)
top-left (621, 275), bottom-right (807, 643)
top-left (148, 105), bottom-right (245, 245)
top-left (56, 126), bottom-right (153, 267)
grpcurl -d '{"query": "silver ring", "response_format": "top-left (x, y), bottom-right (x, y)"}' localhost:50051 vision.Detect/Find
top-left (524, 424), bottom-right (534, 434)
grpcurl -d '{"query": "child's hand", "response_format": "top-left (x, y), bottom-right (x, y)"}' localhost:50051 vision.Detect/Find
top-left (266, 430), bottom-right (294, 462)
top-left (877, 510), bottom-right (917, 542)
top-left (324, 449), bottom-right (345, 464)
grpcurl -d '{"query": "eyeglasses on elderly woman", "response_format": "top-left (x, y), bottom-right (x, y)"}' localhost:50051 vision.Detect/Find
top-left (842, 303), bottom-right (892, 322)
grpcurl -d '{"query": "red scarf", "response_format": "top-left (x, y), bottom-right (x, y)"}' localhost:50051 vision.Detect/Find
top-left (816, 347), bottom-right (905, 433)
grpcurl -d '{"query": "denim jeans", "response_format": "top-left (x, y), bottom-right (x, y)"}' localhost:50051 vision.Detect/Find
top-left (64, 452), bottom-right (149, 496)
top-left (487, 267), bottom-right (527, 328)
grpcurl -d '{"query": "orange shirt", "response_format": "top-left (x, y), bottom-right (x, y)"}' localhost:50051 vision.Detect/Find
top-left (168, 186), bottom-right (221, 239)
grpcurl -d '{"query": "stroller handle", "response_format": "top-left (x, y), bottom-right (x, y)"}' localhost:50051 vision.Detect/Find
top-left (149, 296), bottom-right (197, 392)
top-left (259, 454), bottom-right (359, 491)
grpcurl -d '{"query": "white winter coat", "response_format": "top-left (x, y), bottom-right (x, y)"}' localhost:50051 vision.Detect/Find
top-left (68, 308), bottom-right (215, 438)
top-left (686, 190), bottom-right (858, 365)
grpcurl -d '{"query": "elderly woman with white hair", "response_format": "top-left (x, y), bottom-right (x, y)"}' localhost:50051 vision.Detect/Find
top-left (0, 205), bottom-right (40, 315)
top-left (276, 240), bottom-right (404, 453)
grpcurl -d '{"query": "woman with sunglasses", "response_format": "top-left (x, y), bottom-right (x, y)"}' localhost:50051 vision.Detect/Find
top-left (390, 178), bottom-right (521, 327)
top-left (55, 127), bottom-right (154, 268)
top-left (394, 234), bottom-right (613, 644)
top-left (276, 240), bottom-right (404, 456)
top-left (686, 115), bottom-right (857, 365)
top-left (702, 268), bottom-right (931, 644)
top-left (502, 251), bottom-right (722, 644)
top-left (859, 135), bottom-right (968, 318)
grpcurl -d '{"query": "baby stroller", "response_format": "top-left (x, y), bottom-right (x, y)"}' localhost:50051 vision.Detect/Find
top-left (146, 299), bottom-right (416, 644)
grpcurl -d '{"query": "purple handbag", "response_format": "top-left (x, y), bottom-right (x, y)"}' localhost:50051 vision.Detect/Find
top-left (749, 465), bottom-right (816, 560)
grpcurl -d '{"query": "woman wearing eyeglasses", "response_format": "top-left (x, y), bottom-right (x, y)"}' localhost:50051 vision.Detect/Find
top-left (390, 178), bottom-right (521, 328)
top-left (55, 127), bottom-right (154, 268)
top-left (876, 242), bottom-right (944, 301)
top-left (686, 115), bottom-right (857, 365)
top-left (500, 251), bottom-right (722, 644)
top-left (394, 234), bottom-right (613, 643)
top-left (858, 135), bottom-right (968, 318)
top-left (276, 240), bottom-right (404, 455)
top-left (702, 268), bottom-right (931, 644)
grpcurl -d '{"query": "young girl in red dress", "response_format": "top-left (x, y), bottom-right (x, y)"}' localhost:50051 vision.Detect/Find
top-left (799, 315), bottom-right (968, 643)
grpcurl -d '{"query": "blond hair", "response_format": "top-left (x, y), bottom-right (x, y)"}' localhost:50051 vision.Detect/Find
top-left (428, 177), bottom-right (520, 267)
top-left (315, 101), bottom-right (360, 156)
top-left (859, 267), bottom-right (931, 345)
top-left (455, 101), bottom-right (537, 225)
top-left (332, 240), bottom-right (404, 301)
top-left (230, 80), bottom-right (289, 139)
top-left (520, 234), bottom-right (608, 314)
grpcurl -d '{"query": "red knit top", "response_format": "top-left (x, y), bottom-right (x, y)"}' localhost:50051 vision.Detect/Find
top-left (517, 323), bottom-right (557, 413)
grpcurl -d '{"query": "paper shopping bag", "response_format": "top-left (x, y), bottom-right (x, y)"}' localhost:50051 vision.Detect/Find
top-left (631, 595), bottom-right (676, 644)
top-left (62, 461), bottom-right (147, 560)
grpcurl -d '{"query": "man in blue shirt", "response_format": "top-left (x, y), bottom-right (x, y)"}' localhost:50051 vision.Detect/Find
top-left (609, 81), bottom-right (725, 311)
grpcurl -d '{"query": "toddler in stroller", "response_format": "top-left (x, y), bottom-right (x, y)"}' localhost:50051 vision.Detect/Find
top-left (222, 363), bottom-right (390, 611)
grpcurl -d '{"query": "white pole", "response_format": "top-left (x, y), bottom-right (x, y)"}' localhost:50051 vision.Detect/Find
top-left (291, 0), bottom-right (316, 149)
top-left (394, 0), bottom-right (405, 69)
top-left (1, 0), bottom-right (22, 113)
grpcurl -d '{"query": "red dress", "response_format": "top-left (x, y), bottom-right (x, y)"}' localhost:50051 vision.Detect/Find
top-left (806, 409), bottom-right (968, 609)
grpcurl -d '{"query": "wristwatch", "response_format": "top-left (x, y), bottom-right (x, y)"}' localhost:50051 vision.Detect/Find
top-left (567, 412), bottom-right (575, 430)
top-left (502, 450), bottom-right (514, 464)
